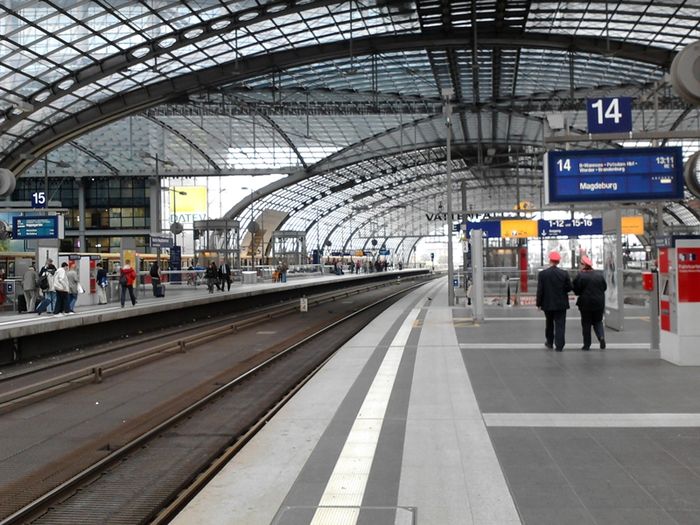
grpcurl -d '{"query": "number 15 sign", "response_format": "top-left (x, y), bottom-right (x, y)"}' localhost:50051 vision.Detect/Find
top-left (586, 97), bottom-right (632, 134)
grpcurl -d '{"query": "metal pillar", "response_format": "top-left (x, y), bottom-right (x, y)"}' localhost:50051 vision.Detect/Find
top-left (471, 229), bottom-right (485, 321)
top-left (443, 88), bottom-right (455, 306)
top-left (77, 177), bottom-right (86, 250)
top-left (461, 180), bottom-right (468, 290)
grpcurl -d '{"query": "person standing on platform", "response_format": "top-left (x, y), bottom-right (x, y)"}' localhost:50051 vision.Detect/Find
top-left (119, 260), bottom-right (137, 307)
top-left (205, 262), bottom-right (218, 293)
top-left (38, 259), bottom-right (57, 313)
top-left (22, 264), bottom-right (39, 313)
top-left (280, 260), bottom-right (288, 283)
top-left (96, 262), bottom-right (108, 305)
top-left (52, 262), bottom-right (71, 315)
top-left (66, 263), bottom-right (80, 314)
top-left (536, 251), bottom-right (572, 351)
top-left (149, 261), bottom-right (161, 297)
top-left (218, 259), bottom-right (232, 291)
top-left (573, 255), bottom-right (607, 350)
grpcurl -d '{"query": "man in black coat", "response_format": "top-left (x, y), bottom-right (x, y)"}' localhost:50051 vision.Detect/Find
top-left (536, 251), bottom-right (573, 351)
top-left (573, 255), bottom-right (607, 350)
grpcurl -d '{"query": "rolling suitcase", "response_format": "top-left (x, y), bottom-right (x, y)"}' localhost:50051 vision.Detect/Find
top-left (17, 294), bottom-right (27, 313)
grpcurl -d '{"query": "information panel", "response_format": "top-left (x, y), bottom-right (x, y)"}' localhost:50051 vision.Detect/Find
top-left (466, 221), bottom-right (501, 238)
top-left (539, 218), bottom-right (603, 237)
top-left (12, 215), bottom-right (61, 239)
top-left (545, 147), bottom-right (684, 203)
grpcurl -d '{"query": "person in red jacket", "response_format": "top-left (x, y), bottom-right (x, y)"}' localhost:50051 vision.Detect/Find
top-left (119, 260), bottom-right (138, 307)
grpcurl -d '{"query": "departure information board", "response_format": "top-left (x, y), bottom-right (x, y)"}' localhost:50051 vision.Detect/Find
top-left (12, 215), bottom-right (61, 239)
top-left (468, 219), bottom-right (604, 238)
top-left (545, 147), bottom-right (685, 203)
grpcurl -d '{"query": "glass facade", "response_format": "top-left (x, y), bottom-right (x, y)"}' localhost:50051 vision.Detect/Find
top-left (12, 177), bottom-right (150, 252)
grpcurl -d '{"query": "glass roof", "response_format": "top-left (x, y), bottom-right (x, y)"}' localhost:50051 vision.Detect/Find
top-left (2, 0), bottom-right (699, 246)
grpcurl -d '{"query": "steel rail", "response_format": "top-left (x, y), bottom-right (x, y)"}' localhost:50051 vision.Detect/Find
top-left (0, 278), bottom-right (429, 525)
top-left (0, 278), bottom-right (408, 412)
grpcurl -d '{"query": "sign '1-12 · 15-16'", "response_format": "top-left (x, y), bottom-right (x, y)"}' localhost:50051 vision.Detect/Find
top-left (545, 146), bottom-right (685, 204)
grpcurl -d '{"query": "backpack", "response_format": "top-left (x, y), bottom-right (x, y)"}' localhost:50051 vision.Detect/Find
top-left (119, 273), bottom-right (128, 286)
top-left (39, 274), bottom-right (49, 291)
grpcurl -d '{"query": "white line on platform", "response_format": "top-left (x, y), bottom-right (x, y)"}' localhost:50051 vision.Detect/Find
top-left (482, 316), bottom-right (649, 321)
top-left (459, 343), bottom-right (650, 350)
top-left (310, 294), bottom-right (426, 525)
top-left (483, 413), bottom-right (700, 428)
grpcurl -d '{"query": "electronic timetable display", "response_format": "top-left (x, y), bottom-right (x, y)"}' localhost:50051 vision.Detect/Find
top-left (545, 147), bottom-right (685, 203)
top-left (12, 215), bottom-right (61, 239)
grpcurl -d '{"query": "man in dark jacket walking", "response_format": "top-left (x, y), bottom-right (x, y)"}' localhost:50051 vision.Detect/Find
top-left (536, 251), bottom-right (573, 351)
top-left (573, 255), bottom-right (607, 350)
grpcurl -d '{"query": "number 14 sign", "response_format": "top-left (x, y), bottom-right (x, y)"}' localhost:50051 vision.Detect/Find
top-left (586, 97), bottom-right (632, 134)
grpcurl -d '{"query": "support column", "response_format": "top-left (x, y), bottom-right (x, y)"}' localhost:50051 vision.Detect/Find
top-left (472, 229), bottom-right (485, 322)
top-left (461, 181), bottom-right (468, 291)
top-left (443, 89), bottom-right (455, 306)
top-left (77, 177), bottom-right (86, 251)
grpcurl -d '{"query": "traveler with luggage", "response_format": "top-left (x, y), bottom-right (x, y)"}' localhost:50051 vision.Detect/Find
top-left (149, 262), bottom-right (164, 297)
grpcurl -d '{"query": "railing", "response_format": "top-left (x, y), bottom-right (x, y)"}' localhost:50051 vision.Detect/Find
top-left (458, 266), bottom-right (651, 307)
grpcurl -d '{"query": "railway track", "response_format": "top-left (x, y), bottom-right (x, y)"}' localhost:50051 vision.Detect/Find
top-left (0, 277), bottom-right (429, 524)
top-left (0, 276), bottom-right (417, 412)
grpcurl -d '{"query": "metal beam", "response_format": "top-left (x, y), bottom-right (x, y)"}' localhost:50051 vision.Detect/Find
top-left (68, 141), bottom-right (120, 175)
top-left (142, 115), bottom-right (222, 172)
top-left (3, 30), bottom-right (675, 174)
top-left (225, 95), bottom-right (308, 169)
top-left (545, 129), bottom-right (700, 143)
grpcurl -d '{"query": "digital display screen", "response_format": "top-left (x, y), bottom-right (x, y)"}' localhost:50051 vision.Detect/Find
top-left (545, 147), bottom-right (685, 203)
top-left (12, 215), bottom-right (60, 239)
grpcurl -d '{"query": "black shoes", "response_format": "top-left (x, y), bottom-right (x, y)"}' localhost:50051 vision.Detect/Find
top-left (555, 348), bottom-right (563, 352)
top-left (600, 339), bottom-right (606, 350)
top-left (581, 346), bottom-right (590, 351)
top-left (545, 342), bottom-right (553, 349)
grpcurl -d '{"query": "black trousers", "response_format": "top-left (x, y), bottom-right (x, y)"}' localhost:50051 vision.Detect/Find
top-left (580, 308), bottom-right (605, 348)
top-left (544, 309), bottom-right (567, 350)
top-left (120, 284), bottom-right (136, 306)
top-left (54, 291), bottom-right (71, 314)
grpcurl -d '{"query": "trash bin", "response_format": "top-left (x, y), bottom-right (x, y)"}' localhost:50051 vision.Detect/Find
top-left (242, 271), bottom-right (257, 284)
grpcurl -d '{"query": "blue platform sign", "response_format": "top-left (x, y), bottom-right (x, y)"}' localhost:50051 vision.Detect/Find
top-left (12, 215), bottom-right (60, 239)
top-left (466, 220), bottom-right (501, 238)
top-left (545, 146), bottom-right (684, 203)
top-left (150, 234), bottom-right (173, 248)
top-left (30, 191), bottom-right (47, 209)
top-left (538, 218), bottom-right (603, 237)
top-left (586, 97), bottom-right (632, 134)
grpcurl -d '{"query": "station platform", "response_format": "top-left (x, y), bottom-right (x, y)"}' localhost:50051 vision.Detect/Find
top-left (0, 270), bottom-right (426, 365)
top-left (172, 279), bottom-right (700, 525)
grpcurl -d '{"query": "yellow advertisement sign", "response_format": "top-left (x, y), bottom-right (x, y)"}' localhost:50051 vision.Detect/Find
top-left (501, 219), bottom-right (538, 238)
top-left (621, 216), bottom-right (644, 235)
top-left (122, 249), bottom-right (136, 267)
top-left (173, 186), bottom-right (207, 214)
